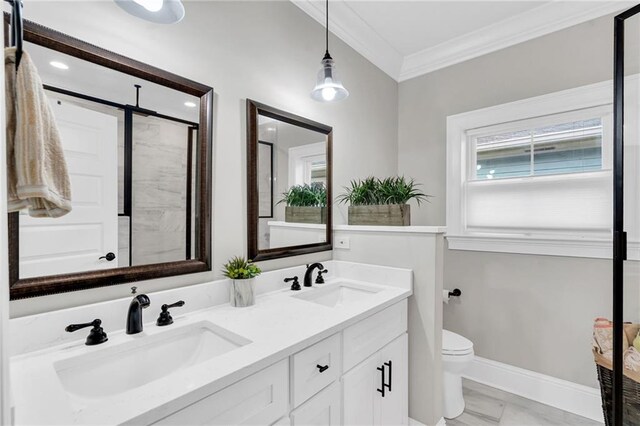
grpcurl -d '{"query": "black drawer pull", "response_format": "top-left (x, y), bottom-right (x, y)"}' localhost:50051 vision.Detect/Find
top-left (377, 365), bottom-right (386, 397)
top-left (385, 360), bottom-right (392, 392)
top-left (317, 364), bottom-right (329, 373)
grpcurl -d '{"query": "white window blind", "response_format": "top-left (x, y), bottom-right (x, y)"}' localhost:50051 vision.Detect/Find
top-left (465, 171), bottom-right (611, 233)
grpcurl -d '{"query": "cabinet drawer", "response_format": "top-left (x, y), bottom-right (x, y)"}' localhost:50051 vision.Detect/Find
top-left (343, 300), bottom-right (407, 372)
top-left (154, 359), bottom-right (288, 426)
top-left (291, 382), bottom-right (341, 426)
top-left (291, 333), bottom-right (341, 408)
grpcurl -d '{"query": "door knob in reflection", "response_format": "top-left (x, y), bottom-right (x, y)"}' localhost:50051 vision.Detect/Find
top-left (99, 252), bottom-right (116, 261)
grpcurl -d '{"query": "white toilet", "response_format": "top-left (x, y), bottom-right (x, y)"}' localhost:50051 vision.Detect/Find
top-left (442, 329), bottom-right (474, 419)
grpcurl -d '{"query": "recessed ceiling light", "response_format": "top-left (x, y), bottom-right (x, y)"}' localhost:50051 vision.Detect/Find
top-left (50, 61), bottom-right (69, 70)
top-left (184, 101), bottom-right (197, 108)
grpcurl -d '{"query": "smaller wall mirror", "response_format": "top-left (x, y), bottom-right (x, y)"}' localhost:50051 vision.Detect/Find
top-left (247, 100), bottom-right (332, 261)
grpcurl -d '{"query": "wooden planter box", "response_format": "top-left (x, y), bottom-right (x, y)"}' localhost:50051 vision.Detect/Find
top-left (285, 206), bottom-right (327, 224)
top-left (348, 204), bottom-right (410, 226)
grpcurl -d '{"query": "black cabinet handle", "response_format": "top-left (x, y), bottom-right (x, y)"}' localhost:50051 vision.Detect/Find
top-left (385, 360), bottom-right (392, 392)
top-left (317, 364), bottom-right (329, 373)
top-left (377, 361), bottom-right (393, 397)
top-left (377, 365), bottom-right (386, 397)
top-left (99, 252), bottom-right (116, 261)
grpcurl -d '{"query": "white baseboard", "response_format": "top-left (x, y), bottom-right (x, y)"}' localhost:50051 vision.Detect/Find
top-left (408, 417), bottom-right (444, 426)
top-left (462, 356), bottom-right (604, 423)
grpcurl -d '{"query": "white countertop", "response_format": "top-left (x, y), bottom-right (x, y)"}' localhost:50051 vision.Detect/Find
top-left (11, 272), bottom-right (411, 425)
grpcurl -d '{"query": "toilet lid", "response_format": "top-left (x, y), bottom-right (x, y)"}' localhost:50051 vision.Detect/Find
top-left (442, 330), bottom-right (473, 355)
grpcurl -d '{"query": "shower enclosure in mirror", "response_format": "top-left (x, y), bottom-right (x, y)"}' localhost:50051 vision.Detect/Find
top-left (247, 100), bottom-right (332, 261)
top-left (7, 18), bottom-right (213, 299)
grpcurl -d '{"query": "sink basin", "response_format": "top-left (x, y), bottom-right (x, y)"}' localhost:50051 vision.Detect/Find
top-left (292, 282), bottom-right (382, 308)
top-left (54, 321), bottom-right (251, 399)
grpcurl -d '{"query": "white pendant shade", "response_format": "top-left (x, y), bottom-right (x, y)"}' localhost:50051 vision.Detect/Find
top-left (115, 0), bottom-right (185, 24)
top-left (311, 55), bottom-right (349, 102)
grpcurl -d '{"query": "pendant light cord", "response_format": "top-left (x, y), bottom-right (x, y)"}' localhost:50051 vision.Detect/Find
top-left (325, 0), bottom-right (329, 55)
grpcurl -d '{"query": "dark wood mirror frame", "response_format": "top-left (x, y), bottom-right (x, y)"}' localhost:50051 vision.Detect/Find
top-left (6, 16), bottom-right (213, 300)
top-left (246, 99), bottom-right (332, 261)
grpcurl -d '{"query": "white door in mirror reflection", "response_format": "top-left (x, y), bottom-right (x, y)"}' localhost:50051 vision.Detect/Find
top-left (19, 99), bottom-right (118, 278)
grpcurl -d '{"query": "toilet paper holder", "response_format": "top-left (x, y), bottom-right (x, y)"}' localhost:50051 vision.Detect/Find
top-left (448, 288), bottom-right (462, 297)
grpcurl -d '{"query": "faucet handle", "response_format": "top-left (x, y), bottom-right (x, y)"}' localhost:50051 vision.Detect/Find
top-left (284, 276), bottom-right (301, 291)
top-left (65, 319), bottom-right (108, 346)
top-left (315, 269), bottom-right (328, 284)
top-left (156, 301), bottom-right (185, 326)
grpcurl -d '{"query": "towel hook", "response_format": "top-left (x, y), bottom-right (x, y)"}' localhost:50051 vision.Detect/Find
top-left (4, 0), bottom-right (23, 69)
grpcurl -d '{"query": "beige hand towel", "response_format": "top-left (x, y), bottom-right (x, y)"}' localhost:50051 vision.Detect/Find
top-left (5, 47), bottom-right (71, 218)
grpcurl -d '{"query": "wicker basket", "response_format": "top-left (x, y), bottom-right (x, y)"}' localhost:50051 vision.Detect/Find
top-left (594, 324), bottom-right (640, 425)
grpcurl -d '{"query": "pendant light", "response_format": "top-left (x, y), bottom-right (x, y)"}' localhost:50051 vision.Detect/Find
top-left (311, 0), bottom-right (349, 102)
top-left (115, 0), bottom-right (185, 24)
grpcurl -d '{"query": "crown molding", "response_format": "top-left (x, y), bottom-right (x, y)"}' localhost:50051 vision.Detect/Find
top-left (291, 0), bottom-right (404, 80)
top-left (399, 1), bottom-right (634, 82)
top-left (291, 1), bottom-right (634, 83)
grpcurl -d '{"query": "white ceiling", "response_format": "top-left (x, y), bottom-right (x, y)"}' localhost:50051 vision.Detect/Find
top-left (27, 41), bottom-right (200, 124)
top-left (292, 0), bottom-right (636, 82)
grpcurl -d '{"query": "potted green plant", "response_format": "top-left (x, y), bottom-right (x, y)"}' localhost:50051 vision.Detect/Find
top-left (337, 176), bottom-right (430, 226)
top-left (222, 256), bottom-right (262, 307)
top-left (278, 182), bottom-right (327, 224)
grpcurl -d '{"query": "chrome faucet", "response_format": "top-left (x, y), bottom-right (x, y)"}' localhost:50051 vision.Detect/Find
top-left (304, 263), bottom-right (324, 287)
top-left (126, 287), bottom-right (150, 334)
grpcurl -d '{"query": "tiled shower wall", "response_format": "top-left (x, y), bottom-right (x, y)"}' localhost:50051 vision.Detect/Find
top-left (118, 115), bottom-right (190, 266)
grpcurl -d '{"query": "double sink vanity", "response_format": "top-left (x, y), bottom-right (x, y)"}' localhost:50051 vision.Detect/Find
top-left (9, 261), bottom-right (412, 425)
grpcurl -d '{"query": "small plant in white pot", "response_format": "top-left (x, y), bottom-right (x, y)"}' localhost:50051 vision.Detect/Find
top-left (223, 256), bottom-right (262, 307)
top-left (337, 176), bottom-right (430, 226)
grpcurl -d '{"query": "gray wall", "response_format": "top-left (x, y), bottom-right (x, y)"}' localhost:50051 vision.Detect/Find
top-left (398, 14), bottom-right (638, 388)
top-left (11, 0), bottom-right (398, 317)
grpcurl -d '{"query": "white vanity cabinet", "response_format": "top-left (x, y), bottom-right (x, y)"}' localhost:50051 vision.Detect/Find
top-left (153, 359), bottom-right (289, 426)
top-left (152, 300), bottom-right (408, 426)
top-left (343, 334), bottom-right (408, 426)
top-left (290, 382), bottom-right (341, 425)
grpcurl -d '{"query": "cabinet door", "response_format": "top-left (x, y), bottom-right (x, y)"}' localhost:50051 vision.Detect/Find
top-left (342, 333), bottom-right (408, 426)
top-left (342, 348), bottom-right (379, 426)
top-left (290, 382), bottom-right (341, 426)
top-left (153, 359), bottom-right (288, 425)
top-left (378, 333), bottom-right (408, 426)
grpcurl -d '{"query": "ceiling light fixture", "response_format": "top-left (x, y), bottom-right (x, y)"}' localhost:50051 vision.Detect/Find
top-left (184, 101), bottom-right (197, 108)
top-left (49, 61), bottom-right (69, 70)
top-left (133, 0), bottom-right (162, 12)
top-left (310, 0), bottom-right (349, 102)
top-left (114, 0), bottom-right (185, 24)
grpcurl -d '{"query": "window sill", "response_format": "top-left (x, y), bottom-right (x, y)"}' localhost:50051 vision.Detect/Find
top-left (446, 234), bottom-right (620, 259)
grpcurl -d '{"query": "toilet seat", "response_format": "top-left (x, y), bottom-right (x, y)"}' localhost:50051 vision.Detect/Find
top-left (442, 330), bottom-right (473, 356)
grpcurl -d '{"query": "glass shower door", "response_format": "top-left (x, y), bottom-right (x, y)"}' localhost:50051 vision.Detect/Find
top-left (614, 6), bottom-right (640, 426)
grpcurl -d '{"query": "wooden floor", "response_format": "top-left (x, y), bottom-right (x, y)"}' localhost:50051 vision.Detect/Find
top-left (444, 379), bottom-right (603, 426)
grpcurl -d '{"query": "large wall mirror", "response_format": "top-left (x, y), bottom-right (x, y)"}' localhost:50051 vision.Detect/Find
top-left (7, 18), bottom-right (213, 299)
top-left (247, 100), bottom-right (332, 261)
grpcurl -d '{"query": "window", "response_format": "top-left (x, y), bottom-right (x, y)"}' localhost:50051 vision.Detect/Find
top-left (446, 80), bottom-right (615, 258)
top-left (473, 117), bottom-right (603, 180)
